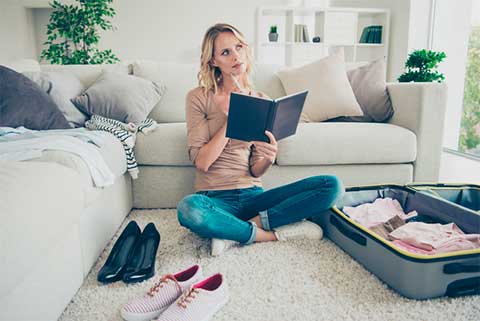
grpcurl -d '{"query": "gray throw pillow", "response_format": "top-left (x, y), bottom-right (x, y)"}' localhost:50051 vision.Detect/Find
top-left (24, 71), bottom-right (87, 127)
top-left (72, 71), bottom-right (165, 124)
top-left (335, 59), bottom-right (394, 122)
top-left (0, 65), bottom-right (70, 130)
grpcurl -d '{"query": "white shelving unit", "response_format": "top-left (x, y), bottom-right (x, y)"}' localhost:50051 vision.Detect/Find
top-left (255, 6), bottom-right (390, 68)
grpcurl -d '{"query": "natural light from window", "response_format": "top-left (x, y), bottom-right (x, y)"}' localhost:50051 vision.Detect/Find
top-left (458, 1), bottom-right (480, 157)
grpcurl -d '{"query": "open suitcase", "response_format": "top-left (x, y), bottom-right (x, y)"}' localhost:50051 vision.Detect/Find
top-left (406, 183), bottom-right (480, 213)
top-left (312, 184), bottom-right (480, 300)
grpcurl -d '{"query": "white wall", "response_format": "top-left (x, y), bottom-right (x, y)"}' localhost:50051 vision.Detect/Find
top-left (25, 0), bottom-right (284, 65)
top-left (1, 0), bottom-right (413, 82)
top-left (0, 0), bottom-right (37, 63)
top-left (32, 8), bottom-right (51, 60)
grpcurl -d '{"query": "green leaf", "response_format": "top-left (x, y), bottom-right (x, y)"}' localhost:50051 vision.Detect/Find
top-left (398, 49), bottom-right (446, 83)
top-left (42, 0), bottom-right (118, 65)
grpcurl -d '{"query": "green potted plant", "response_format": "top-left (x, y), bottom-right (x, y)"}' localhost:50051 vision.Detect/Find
top-left (269, 25), bottom-right (278, 42)
top-left (41, 0), bottom-right (119, 65)
top-left (398, 49), bottom-right (446, 83)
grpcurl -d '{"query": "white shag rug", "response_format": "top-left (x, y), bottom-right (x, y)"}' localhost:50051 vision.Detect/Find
top-left (59, 209), bottom-right (479, 321)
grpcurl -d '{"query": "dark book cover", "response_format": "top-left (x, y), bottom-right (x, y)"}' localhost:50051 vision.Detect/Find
top-left (226, 90), bottom-right (308, 142)
top-left (366, 27), bottom-right (374, 43)
top-left (359, 26), bottom-right (370, 43)
top-left (376, 25), bottom-right (383, 43)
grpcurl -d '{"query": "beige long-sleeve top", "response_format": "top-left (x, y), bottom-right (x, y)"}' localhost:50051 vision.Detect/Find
top-left (185, 86), bottom-right (268, 192)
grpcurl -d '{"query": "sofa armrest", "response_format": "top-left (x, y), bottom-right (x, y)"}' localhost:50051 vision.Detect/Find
top-left (387, 82), bottom-right (447, 182)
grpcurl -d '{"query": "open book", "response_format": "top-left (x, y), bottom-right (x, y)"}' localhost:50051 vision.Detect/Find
top-left (226, 90), bottom-right (308, 142)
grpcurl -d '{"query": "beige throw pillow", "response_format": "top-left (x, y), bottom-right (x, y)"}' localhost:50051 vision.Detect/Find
top-left (277, 54), bottom-right (363, 122)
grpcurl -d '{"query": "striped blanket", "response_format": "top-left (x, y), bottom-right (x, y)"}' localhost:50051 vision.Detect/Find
top-left (85, 115), bottom-right (158, 179)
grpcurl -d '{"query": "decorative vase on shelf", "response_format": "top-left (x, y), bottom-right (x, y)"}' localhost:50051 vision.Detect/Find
top-left (269, 33), bottom-right (279, 42)
top-left (269, 25), bottom-right (278, 42)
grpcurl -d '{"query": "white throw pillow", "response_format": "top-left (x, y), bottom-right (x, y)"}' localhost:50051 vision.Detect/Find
top-left (277, 53), bottom-right (363, 122)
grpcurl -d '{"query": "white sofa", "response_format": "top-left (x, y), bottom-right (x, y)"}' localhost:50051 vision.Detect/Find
top-left (131, 62), bottom-right (447, 208)
top-left (0, 61), bottom-right (447, 321)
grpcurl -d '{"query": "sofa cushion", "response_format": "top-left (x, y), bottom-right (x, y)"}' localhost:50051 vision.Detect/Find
top-left (276, 53), bottom-right (364, 122)
top-left (72, 71), bottom-right (165, 124)
top-left (340, 59), bottom-right (394, 122)
top-left (0, 66), bottom-right (71, 130)
top-left (24, 71), bottom-right (88, 127)
top-left (40, 63), bottom-right (129, 88)
top-left (2, 59), bottom-right (40, 73)
top-left (250, 63), bottom-right (286, 99)
top-left (134, 122), bottom-right (190, 165)
top-left (131, 62), bottom-right (376, 123)
top-left (252, 62), bottom-right (369, 100)
top-left (276, 123), bottom-right (417, 165)
top-left (134, 122), bottom-right (416, 166)
top-left (0, 161), bottom-right (84, 298)
top-left (132, 61), bottom-right (198, 123)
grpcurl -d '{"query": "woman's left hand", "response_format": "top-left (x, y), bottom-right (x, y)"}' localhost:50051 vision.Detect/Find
top-left (252, 131), bottom-right (278, 164)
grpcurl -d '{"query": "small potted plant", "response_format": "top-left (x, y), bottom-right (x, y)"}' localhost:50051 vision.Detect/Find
top-left (398, 49), bottom-right (446, 83)
top-left (269, 25), bottom-right (278, 42)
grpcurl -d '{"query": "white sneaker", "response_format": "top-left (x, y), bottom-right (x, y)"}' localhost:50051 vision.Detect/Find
top-left (211, 238), bottom-right (236, 257)
top-left (154, 273), bottom-right (229, 321)
top-left (121, 265), bottom-right (203, 321)
top-left (274, 220), bottom-right (323, 241)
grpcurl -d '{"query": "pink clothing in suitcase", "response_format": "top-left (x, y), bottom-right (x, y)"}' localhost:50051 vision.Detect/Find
top-left (343, 198), bottom-right (417, 228)
top-left (390, 222), bottom-right (480, 254)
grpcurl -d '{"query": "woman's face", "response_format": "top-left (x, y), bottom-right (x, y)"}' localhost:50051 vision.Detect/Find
top-left (211, 31), bottom-right (247, 77)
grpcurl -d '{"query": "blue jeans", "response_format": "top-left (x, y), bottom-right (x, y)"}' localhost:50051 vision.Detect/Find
top-left (177, 175), bottom-right (344, 245)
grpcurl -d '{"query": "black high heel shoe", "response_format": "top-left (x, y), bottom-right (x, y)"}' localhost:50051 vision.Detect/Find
top-left (97, 221), bottom-right (141, 283)
top-left (122, 223), bottom-right (161, 284)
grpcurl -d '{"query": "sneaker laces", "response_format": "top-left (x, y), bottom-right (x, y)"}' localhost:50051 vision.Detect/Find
top-left (177, 286), bottom-right (200, 309)
top-left (147, 274), bottom-right (182, 297)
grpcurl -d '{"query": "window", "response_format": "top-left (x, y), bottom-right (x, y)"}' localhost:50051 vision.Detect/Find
top-left (431, 0), bottom-right (479, 158)
top-left (458, 5), bottom-right (480, 157)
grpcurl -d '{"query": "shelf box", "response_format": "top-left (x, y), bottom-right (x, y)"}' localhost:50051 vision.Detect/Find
top-left (260, 13), bottom-right (288, 43)
top-left (357, 12), bottom-right (387, 44)
top-left (325, 11), bottom-right (357, 45)
top-left (314, 11), bottom-right (325, 42)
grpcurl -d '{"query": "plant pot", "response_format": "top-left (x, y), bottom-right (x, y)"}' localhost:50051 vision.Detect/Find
top-left (269, 33), bottom-right (278, 42)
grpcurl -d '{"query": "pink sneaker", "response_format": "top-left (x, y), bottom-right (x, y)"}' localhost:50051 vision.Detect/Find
top-left (121, 265), bottom-right (203, 321)
top-left (154, 273), bottom-right (229, 321)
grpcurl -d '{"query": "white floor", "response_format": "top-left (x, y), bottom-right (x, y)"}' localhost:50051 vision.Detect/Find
top-left (59, 209), bottom-right (479, 321)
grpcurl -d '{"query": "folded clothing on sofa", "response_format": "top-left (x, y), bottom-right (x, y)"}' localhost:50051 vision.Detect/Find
top-left (0, 127), bottom-right (116, 187)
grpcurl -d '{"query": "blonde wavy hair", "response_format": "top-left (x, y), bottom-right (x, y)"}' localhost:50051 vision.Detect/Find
top-left (198, 23), bottom-right (253, 95)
